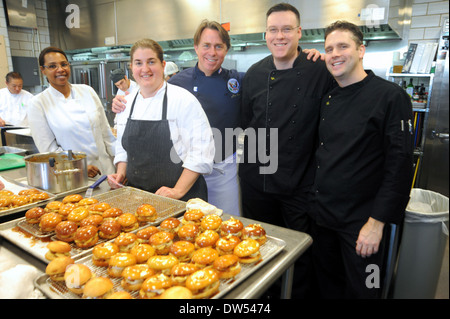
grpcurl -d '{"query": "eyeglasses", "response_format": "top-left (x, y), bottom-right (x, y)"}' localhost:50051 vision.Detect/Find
top-left (266, 26), bottom-right (299, 34)
top-left (42, 62), bottom-right (71, 70)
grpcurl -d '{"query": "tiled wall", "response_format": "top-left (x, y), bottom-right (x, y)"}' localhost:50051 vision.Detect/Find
top-left (410, 0), bottom-right (449, 43)
top-left (0, 0), bottom-right (50, 92)
top-left (0, 1), bottom-right (12, 73)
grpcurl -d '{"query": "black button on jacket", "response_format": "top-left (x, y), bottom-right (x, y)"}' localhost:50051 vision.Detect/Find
top-left (312, 71), bottom-right (414, 234)
top-left (240, 48), bottom-right (335, 195)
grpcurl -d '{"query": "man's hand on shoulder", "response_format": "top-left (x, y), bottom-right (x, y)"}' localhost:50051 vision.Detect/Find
top-left (303, 48), bottom-right (324, 62)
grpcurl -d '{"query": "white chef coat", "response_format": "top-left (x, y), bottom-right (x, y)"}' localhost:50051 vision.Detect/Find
top-left (27, 84), bottom-right (116, 175)
top-left (0, 87), bottom-right (33, 126)
top-left (116, 79), bottom-right (139, 96)
top-left (114, 82), bottom-right (214, 175)
top-left (114, 79), bottom-right (139, 130)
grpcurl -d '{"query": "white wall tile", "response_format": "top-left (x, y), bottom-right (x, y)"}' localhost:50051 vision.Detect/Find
top-left (9, 40), bottom-right (20, 50)
top-left (427, 1), bottom-right (450, 15)
top-left (19, 41), bottom-right (33, 51)
top-left (10, 49), bottom-right (32, 57)
top-left (409, 27), bottom-right (426, 39)
top-left (424, 26), bottom-right (443, 38)
top-left (411, 15), bottom-right (441, 27)
top-left (7, 31), bottom-right (29, 42)
top-left (413, 4), bottom-right (428, 16)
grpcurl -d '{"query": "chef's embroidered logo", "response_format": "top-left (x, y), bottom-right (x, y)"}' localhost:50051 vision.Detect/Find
top-left (227, 78), bottom-right (240, 94)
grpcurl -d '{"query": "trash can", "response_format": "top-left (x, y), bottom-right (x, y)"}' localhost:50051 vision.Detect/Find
top-left (393, 188), bottom-right (449, 299)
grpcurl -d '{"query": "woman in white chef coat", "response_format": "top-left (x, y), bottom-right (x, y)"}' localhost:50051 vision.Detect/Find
top-left (27, 47), bottom-right (116, 178)
top-left (107, 39), bottom-right (214, 201)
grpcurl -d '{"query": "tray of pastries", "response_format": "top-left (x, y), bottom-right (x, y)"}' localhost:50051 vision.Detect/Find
top-left (0, 176), bottom-right (55, 218)
top-left (1, 187), bottom-right (186, 263)
top-left (34, 211), bottom-right (286, 299)
top-left (17, 187), bottom-right (185, 237)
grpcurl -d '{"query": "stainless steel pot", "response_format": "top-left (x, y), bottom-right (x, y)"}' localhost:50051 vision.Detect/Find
top-left (24, 151), bottom-right (88, 193)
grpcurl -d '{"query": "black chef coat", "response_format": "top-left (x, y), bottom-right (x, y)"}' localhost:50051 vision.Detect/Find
top-left (311, 71), bottom-right (414, 234)
top-left (239, 47), bottom-right (335, 195)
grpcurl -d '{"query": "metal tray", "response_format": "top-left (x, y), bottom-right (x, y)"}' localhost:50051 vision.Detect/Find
top-left (0, 218), bottom-right (54, 262)
top-left (33, 235), bottom-right (286, 299)
top-left (1, 188), bottom-right (187, 263)
top-left (0, 176), bottom-right (56, 218)
top-left (17, 187), bottom-right (186, 238)
top-left (13, 176), bottom-right (96, 200)
top-left (17, 219), bottom-right (57, 238)
top-left (0, 217), bottom-right (93, 263)
top-left (91, 187), bottom-right (187, 224)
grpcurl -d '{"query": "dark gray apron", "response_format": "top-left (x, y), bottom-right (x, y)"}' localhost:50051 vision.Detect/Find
top-left (121, 87), bottom-right (207, 202)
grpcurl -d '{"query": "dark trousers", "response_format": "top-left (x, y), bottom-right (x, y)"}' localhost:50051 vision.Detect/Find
top-left (240, 180), bottom-right (316, 299)
top-left (310, 220), bottom-right (388, 299)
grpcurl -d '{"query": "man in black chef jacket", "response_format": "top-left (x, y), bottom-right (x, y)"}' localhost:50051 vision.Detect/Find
top-left (310, 20), bottom-right (414, 298)
top-left (239, 3), bottom-right (335, 298)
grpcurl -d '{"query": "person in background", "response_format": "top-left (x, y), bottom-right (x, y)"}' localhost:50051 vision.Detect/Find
top-left (164, 61), bottom-right (179, 81)
top-left (239, 3), bottom-right (335, 298)
top-left (27, 47), bottom-right (116, 178)
top-left (107, 39), bottom-right (214, 202)
top-left (309, 20), bottom-right (414, 298)
top-left (110, 69), bottom-right (139, 97)
top-left (0, 72), bottom-right (33, 127)
top-left (110, 69), bottom-right (139, 136)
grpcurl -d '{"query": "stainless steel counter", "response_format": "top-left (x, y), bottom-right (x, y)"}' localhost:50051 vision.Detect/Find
top-left (0, 167), bottom-right (312, 299)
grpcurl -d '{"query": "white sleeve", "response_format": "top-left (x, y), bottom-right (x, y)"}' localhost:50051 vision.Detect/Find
top-left (172, 88), bottom-right (214, 175)
top-left (113, 99), bottom-right (131, 166)
top-left (86, 86), bottom-right (116, 157)
top-left (26, 95), bottom-right (63, 153)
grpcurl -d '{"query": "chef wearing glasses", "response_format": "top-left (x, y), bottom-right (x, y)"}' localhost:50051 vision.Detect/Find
top-left (27, 46), bottom-right (116, 178)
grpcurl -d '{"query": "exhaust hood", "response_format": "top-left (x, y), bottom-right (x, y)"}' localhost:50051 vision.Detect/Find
top-left (158, 0), bottom-right (409, 51)
top-left (48, 0), bottom-right (409, 53)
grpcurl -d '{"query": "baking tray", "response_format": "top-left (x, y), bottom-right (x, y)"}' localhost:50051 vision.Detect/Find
top-left (17, 218), bottom-right (58, 238)
top-left (33, 235), bottom-right (286, 299)
top-left (0, 176), bottom-right (56, 218)
top-left (0, 217), bottom-right (93, 263)
top-left (13, 176), bottom-right (96, 200)
top-left (0, 218), bottom-right (56, 262)
top-left (90, 187), bottom-right (187, 224)
top-left (17, 187), bottom-right (186, 238)
top-left (1, 187), bottom-right (187, 263)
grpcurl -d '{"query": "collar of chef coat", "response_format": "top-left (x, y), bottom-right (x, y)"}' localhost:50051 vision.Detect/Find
top-left (267, 46), bottom-right (305, 69)
top-left (194, 63), bottom-right (223, 77)
top-left (47, 84), bottom-right (75, 100)
top-left (126, 81), bottom-right (167, 117)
